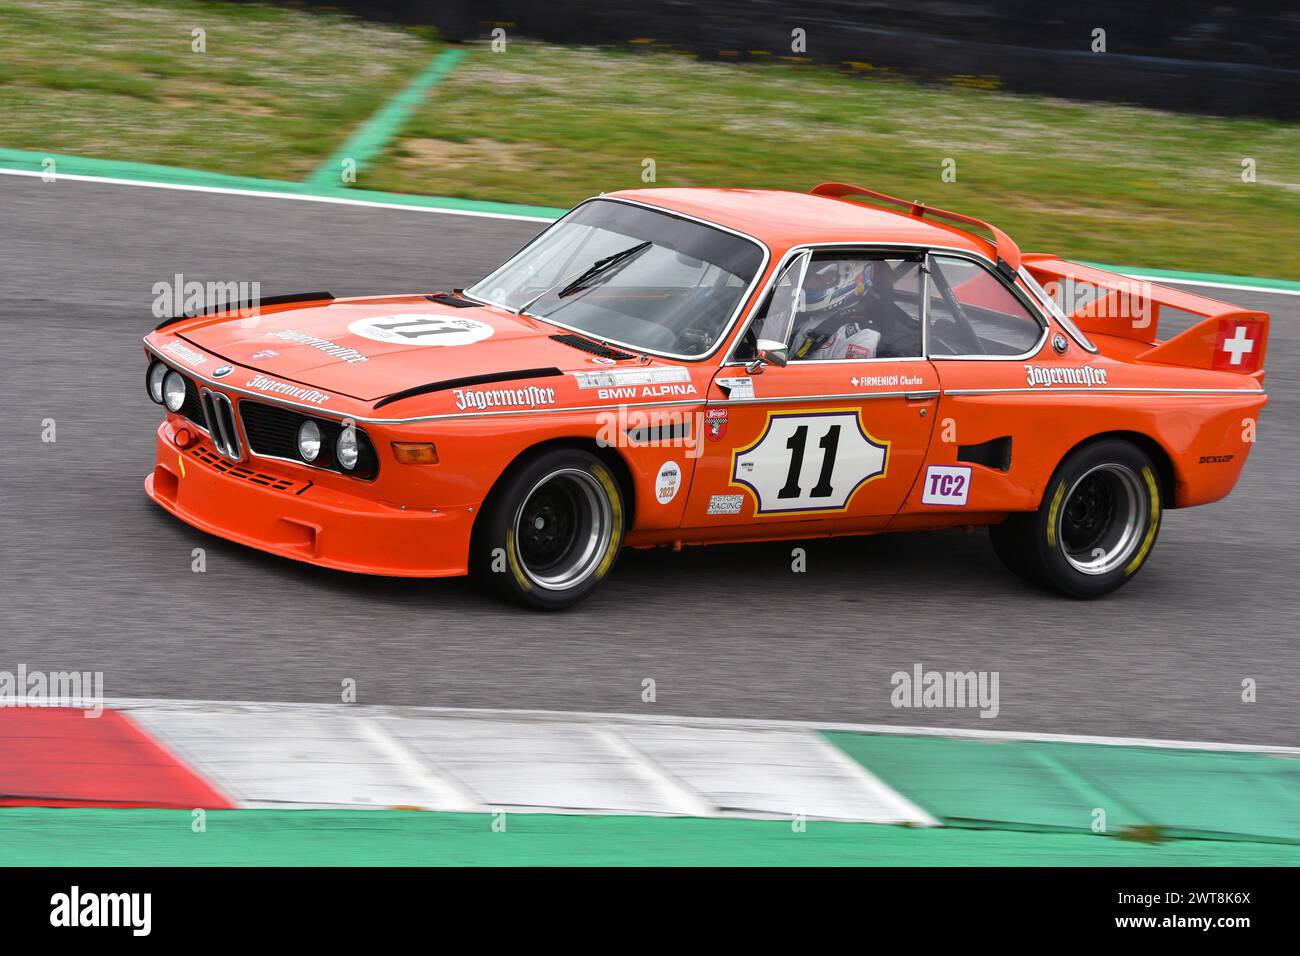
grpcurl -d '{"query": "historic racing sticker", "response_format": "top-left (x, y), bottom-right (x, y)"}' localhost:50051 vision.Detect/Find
top-left (347, 314), bottom-right (495, 347)
top-left (706, 494), bottom-right (744, 516)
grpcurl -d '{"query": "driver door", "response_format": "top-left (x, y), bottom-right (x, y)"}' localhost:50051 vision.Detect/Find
top-left (681, 249), bottom-right (939, 533)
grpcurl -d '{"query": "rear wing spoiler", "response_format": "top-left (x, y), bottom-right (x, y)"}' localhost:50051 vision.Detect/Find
top-left (1022, 254), bottom-right (1269, 378)
top-left (811, 182), bottom-right (1021, 278)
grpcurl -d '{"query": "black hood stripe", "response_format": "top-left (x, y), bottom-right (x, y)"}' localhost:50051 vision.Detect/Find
top-left (154, 291), bottom-right (335, 331)
top-left (373, 367), bottom-right (564, 410)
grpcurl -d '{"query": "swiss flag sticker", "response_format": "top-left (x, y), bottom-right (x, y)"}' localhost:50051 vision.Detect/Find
top-left (1212, 318), bottom-right (1263, 372)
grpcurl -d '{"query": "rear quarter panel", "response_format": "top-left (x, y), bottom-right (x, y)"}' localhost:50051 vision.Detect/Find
top-left (912, 353), bottom-right (1266, 514)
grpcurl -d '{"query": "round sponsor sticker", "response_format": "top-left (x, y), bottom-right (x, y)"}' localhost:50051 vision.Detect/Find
top-left (347, 314), bottom-right (495, 347)
top-left (655, 460), bottom-right (681, 505)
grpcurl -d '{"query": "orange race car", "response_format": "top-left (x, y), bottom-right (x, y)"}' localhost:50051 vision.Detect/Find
top-left (142, 184), bottom-right (1268, 608)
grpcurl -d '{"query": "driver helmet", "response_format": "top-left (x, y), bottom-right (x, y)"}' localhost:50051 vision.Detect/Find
top-left (802, 260), bottom-right (873, 314)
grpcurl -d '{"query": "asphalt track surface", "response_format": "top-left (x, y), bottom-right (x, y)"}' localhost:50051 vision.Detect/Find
top-left (3, 175), bottom-right (1297, 745)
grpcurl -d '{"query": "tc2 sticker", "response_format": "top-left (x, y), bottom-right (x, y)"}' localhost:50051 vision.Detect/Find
top-left (921, 465), bottom-right (971, 506)
top-left (732, 409), bottom-right (888, 515)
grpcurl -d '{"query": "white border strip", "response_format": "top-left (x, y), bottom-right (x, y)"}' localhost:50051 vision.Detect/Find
top-left (43, 696), bottom-right (1300, 755)
top-left (1115, 271), bottom-right (1300, 298)
top-left (0, 167), bottom-right (555, 223)
top-left (4, 166), bottom-right (1298, 299)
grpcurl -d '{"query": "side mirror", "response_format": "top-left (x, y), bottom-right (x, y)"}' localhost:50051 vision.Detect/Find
top-left (747, 339), bottom-right (788, 373)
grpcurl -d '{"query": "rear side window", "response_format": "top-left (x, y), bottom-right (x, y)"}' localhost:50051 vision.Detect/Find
top-left (927, 255), bottom-right (1043, 357)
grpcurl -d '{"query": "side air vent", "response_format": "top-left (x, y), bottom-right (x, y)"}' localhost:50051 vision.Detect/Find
top-left (958, 436), bottom-right (1012, 472)
top-left (549, 334), bottom-right (635, 360)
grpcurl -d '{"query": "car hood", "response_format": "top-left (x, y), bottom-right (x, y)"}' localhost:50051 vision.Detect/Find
top-left (177, 295), bottom-right (610, 401)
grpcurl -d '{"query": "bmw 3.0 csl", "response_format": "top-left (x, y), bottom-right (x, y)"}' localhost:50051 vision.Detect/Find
top-left (142, 184), bottom-right (1268, 607)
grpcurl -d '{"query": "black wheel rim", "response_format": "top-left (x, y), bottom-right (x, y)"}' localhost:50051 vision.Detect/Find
top-left (512, 468), bottom-right (614, 591)
top-left (518, 483), bottom-right (581, 573)
top-left (1061, 472), bottom-right (1117, 553)
top-left (1057, 463), bottom-right (1147, 575)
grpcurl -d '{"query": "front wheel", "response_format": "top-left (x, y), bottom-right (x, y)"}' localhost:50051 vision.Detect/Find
top-left (471, 448), bottom-right (625, 609)
top-left (990, 440), bottom-right (1163, 598)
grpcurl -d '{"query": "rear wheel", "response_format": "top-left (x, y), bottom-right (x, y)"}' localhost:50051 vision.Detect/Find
top-left (990, 440), bottom-right (1162, 598)
top-left (471, 448), bottom-right (625, 610)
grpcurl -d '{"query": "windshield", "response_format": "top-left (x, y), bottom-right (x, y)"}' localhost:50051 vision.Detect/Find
top-left (465, 199), bottom-right (765, 357)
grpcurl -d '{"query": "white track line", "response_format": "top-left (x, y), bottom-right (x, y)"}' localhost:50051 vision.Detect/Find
top-left (3, 167), bottom-right (1298, 298)
top-left (1114, 273), bottom-right (1300, 297)
top-left (42, 697), bottom-right (1300, 756)
top-left (0, 167), bottom-right (553, 223)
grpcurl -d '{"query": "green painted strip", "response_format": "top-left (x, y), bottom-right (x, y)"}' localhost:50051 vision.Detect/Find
top-left (0, 143), bottom-right (1296, 293)
top-left (2, 808), bottom-right (1297, 866)
top-left (0, 147), bottom-right (562, 220)
top-left (1077, 260), bottom-right (1300, 293)
top-left (825, 732), bottom-right (1300, 844)
top-left (305, 48), bottom-right (468, 189)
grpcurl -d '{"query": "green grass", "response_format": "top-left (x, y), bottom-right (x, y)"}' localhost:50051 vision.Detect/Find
top-left (2, 6), bottom-right (1296, 277)
top-left (367, 43), bottom-right (1300, 277)
top-left (0, 0), bottom-right (437, 179)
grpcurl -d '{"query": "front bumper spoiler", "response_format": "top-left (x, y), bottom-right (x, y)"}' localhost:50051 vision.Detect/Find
top-left (145, 422), bottom-right (472, 577)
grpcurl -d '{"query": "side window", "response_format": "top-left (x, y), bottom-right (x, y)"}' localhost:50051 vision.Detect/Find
top-left (786, 254), bottom-right (923, 360)
top-left (926, 255), bottom-right (1044, 357)
top-left (732, 251), bottom-right (809, 362)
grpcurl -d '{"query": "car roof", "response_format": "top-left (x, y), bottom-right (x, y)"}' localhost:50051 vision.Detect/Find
top-left (604, 187), bottom-right (998, 262)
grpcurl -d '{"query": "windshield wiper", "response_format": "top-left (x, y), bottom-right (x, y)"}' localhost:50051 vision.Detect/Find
top-left (516, 240), bottom-right (653, 318)
top-left (556, 240), bottom-right (651, 299)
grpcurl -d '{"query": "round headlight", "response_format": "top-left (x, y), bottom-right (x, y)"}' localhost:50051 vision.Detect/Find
top-left (162, 371), bottom-right (187, 411)
top-left (297, 420), bottom-right (322, 462)
top-left (147, 363), bottom-right (168, 404)
top-left (336, 426), bottom-right (359, 470)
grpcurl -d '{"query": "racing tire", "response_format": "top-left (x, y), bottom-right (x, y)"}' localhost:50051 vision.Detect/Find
top-left (471, 448), bottom-right (626, 610)
top-left (989, 440), bottom-right (1163, 599)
